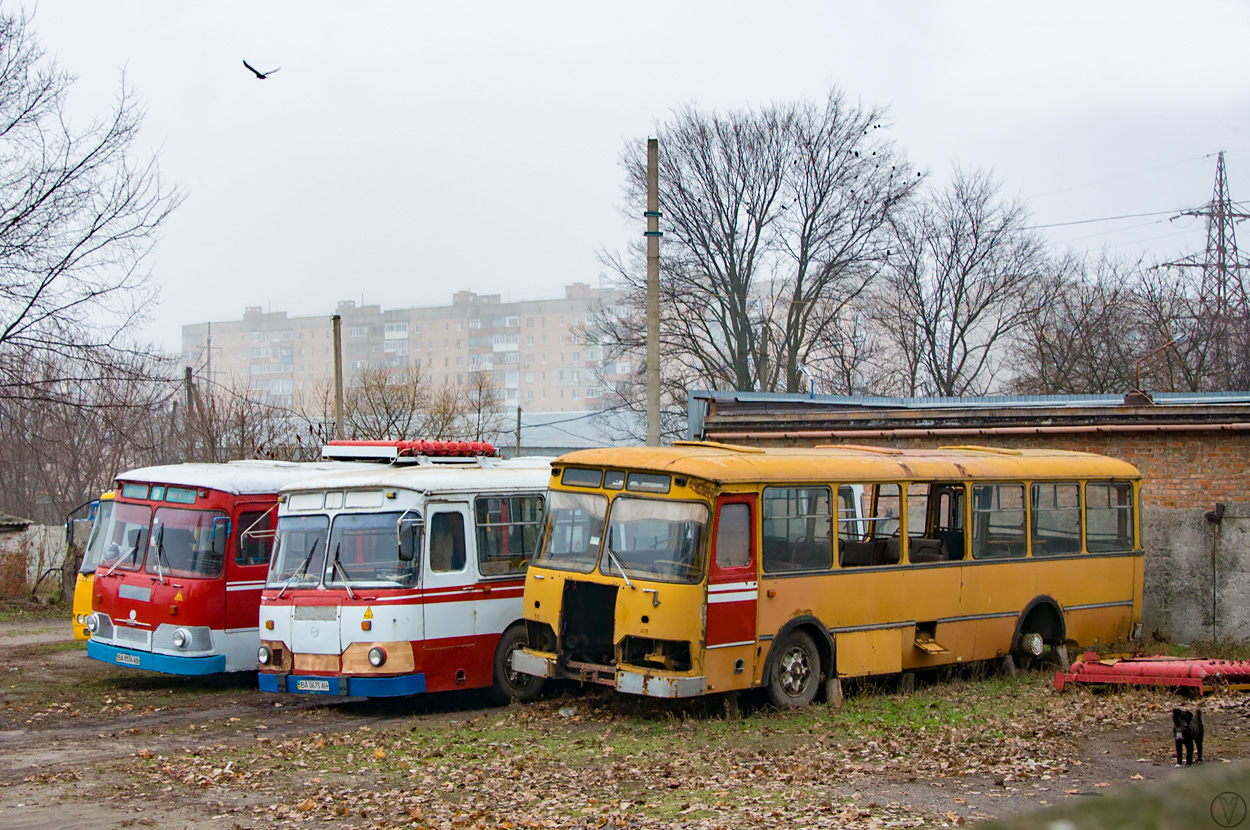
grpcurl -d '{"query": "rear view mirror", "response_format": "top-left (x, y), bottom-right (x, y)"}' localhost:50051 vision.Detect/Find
top-left (212, 516), bottom-right (231, 559)
top-left (398, 518), bottom-right (422, 562)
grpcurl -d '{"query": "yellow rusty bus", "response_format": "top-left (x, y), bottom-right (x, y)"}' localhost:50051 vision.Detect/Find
top-left (513, 442), bottom-right (1143, 707)
top-left (72, 491), bottom-right (115, 641)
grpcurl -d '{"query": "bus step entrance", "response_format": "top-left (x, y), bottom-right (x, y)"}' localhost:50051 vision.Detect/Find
top-left (914, 637), bottom-right (949, 655)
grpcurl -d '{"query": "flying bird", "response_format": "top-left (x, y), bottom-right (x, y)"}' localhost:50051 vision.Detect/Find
top-left (242, 60), bottom-right (281, 79)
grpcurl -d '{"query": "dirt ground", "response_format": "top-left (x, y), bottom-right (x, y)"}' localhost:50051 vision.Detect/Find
top-left (1, 619), bottom-right (1248, 829)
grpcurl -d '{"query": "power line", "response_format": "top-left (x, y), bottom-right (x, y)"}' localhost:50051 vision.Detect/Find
top-left (1025, 210), bottom-right (1179, 230)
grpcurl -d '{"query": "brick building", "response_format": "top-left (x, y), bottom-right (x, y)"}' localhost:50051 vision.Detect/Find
top-left (689, 390), bottom-right (1250, 644)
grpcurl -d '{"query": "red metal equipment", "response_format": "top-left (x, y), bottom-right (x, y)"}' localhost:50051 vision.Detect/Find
top-left (1054, 652), bottom-right (1250, 694)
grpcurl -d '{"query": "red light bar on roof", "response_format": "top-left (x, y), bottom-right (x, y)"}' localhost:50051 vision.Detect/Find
top-left (322, 440), bottom-right (497, 461)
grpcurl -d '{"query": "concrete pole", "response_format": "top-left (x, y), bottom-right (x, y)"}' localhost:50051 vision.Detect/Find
top-left (645, 138), bottom-right (661, 446)
top-left (332, 314), bottom-right (345, 440)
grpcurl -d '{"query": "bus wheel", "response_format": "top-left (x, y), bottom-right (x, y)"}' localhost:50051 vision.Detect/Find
top-left (490, 625), bottom-right (544, 705)
top-left (767, 630), bottom-right (820, 708)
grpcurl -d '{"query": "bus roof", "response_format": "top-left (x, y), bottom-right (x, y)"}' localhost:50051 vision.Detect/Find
top-left (553, 443), bottom-right (1140, 484)
top-left (115, 460), bottom-right (374, 496)
top-left (278, 455), bottom-right (555, 495)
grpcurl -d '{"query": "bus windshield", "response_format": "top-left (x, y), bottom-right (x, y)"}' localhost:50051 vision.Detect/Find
top-left (145, 508), bottom-right (229, 579)
top-left (534, 491), bottom-right (607, 573)
top-left (600, 497), bottom-right (709, 585)
top-left (99, 502), bottom-right (152, 572)
top-left (80, 500), bottom-right (116, 575)
top-left (268, 515), bottom-right (331, 587)
top-left (325, 512), bottom-right (417, 588)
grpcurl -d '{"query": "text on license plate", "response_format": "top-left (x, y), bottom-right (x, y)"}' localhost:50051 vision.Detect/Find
top-left (296, 679), bottom-right (330, 692)
top-left (116, 653), bottom-right (141, 666)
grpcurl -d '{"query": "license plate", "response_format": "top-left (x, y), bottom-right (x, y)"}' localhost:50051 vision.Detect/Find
top-left (116, 653), bottom-right (141, 666)
top-left (296, 679), bottom-right (330, 692)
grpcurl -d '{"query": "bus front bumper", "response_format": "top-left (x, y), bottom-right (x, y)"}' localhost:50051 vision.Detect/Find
top-left (258, 672), bottom-right (427, 697)
top-left (513, 649), bottom-right (706, 698)
top-left (87, 640), bottom-right (227, 675)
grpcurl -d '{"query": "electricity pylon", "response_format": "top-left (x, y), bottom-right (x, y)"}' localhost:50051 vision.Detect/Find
top-left (1159, 151), bottom-right (1250, 389)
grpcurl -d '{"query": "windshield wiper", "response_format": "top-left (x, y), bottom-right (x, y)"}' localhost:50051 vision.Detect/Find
top-left (278, 538), bottom-right (320, 599)
top-left (105, 535), bottom-right (142, 577)
top-left (330, 542), bottom-right (356, 600)
top-left (152, 525), bottom-right (168, 584)
top-left (605, 545), bottom-right (636, 590)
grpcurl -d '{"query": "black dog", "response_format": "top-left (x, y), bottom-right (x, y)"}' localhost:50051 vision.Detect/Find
top-left (1172, 707), bottom-right (1204, 766)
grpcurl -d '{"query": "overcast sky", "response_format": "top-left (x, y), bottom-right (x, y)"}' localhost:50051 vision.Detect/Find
top-left (31, 1), bottom-right (1250, 351)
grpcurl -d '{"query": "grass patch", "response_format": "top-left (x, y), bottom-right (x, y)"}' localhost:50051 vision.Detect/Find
top-left (982, 762), bottom-right (1250, 830)
top-left (0, 598), bottom-right (67, 623)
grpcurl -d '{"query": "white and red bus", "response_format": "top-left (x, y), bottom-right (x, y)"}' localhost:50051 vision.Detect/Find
top-left (86, 460), bottom-right (363, 675)
top-left (257, 441), bottom-right (551, 701)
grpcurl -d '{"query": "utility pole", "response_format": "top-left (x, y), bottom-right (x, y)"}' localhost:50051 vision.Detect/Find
top-left (515, 406), bottom-right (522, 457)
top-left (645, 138), bottom-right (662, 446)
top-left (1160, 151), bottom-right (1250, 388)
top-left (332, 314), bottom-right (345, 440)
top-left (183, 366), bottom-right (194, 461)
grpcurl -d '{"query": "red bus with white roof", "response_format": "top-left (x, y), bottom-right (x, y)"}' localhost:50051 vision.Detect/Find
top-left (257, 440), bottom-right (551, 701)
top-left (86, 460), bottom-right (365, 674)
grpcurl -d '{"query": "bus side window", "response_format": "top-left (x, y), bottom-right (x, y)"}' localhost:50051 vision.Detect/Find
top-left (430, 512), bottom-right (467, 572)
top-left (714, 502), bottom-right (751, 569)
top-left (930, 485), bottom-right (966, 561)
top-left (971, 484), bottom-right (1026, 559)
top-left (761, 487), bottom-right (832, 572)
top-left (237, 510), bottom-right (274, 566)
top-left (842, 483), bottom-right (901, 568)
top-left (475, 495), bottom-right (544, 576)
top-left (1086, 481), bottom-right (1134, 552)
top-left (1031, 482), bottom-right (1081, 556)
top-left (836, 486), bottom-right (859, 543)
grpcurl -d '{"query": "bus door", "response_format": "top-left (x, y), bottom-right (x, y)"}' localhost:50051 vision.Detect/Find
top-left (225, 504), bottom-right (275, 648)
top-left (421, 501), bottom-right (477, 689)
top-left (704, 494), bottom-right (758, 692)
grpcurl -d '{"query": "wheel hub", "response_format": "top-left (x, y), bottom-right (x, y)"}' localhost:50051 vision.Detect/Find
top-left (779, 646), bottom-right (812, 696)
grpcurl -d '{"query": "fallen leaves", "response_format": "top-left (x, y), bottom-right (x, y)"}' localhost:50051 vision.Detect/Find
top-left (97, 676), bottom-right (1240, 830)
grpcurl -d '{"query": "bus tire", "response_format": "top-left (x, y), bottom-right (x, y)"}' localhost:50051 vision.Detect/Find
top-left (766, 629), bottom-right (820, 708)
top-left (490, 625), bottom-right (544, 705)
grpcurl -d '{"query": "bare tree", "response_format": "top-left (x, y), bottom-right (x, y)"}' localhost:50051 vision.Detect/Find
top-left (0, 9), bottom-right (181, 409)
top-left (183, 377), bottom-right (295, 462)
top-left (874, 167), bottom-right (1055, 397)
top-left (600, 88), bottom-right (918, 404)
top-left (342, 365), bottom-right (428, 441)
top-left (0, 352), bottom-right (179, 524)
top-left (0, 8), bottom-right (182, 528)
top-left (463, 369), bottom-right (505, 442)
top-left (1009, 253), bottom-right (1151, 394)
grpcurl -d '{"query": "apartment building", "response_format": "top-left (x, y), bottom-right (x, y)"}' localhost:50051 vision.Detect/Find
top-left (181, 283), bottom-right (630, 413)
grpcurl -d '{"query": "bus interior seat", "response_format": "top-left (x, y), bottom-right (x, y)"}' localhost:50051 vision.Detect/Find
top-left (908, 537), bottom-right (944, 564)
top-left (934, 529), bottom-right (965, 560)
top-left (840, 539), bottom-right (878, 567)
top-left (792, 540), bottom-right (831, 570)
top-left (882, 537), bottom-right (901, 565)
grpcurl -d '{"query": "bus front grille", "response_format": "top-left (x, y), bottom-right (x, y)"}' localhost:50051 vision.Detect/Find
top-left (560, 581), bottom-right (617, 667)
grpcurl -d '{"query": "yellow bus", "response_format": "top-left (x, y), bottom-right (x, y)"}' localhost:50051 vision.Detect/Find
top-left (72, 491), bottom-right (115, 641)
top-left (513, 442), bottom-right (1143, 707)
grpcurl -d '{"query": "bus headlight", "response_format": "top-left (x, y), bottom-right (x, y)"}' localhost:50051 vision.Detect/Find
top-left (368, 647), bottom-right (386, 668)
top-left (76, 614), bottom-right (83, 624)
top-left (172, 628), bottom-right (191, 649)
top-left (258, 646), bottom-right (271, 665)
top-left (85, 614), bottom-right (99, 633)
